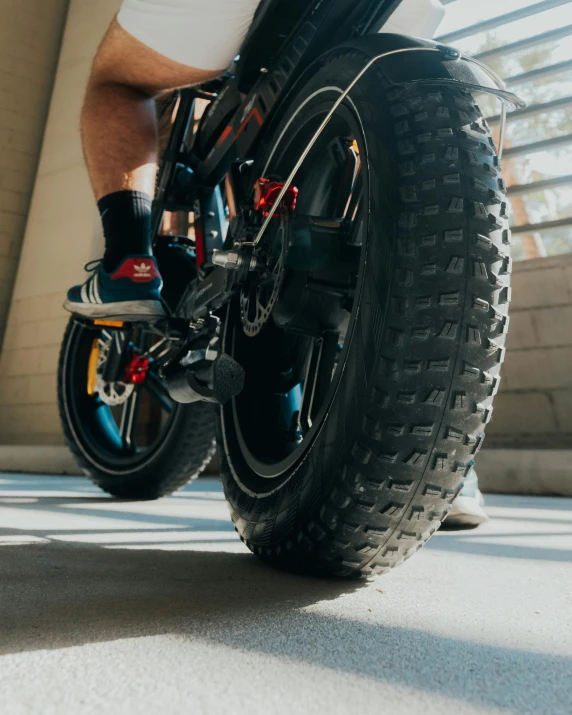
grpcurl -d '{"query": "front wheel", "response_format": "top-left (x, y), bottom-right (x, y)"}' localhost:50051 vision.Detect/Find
top-left (219, 52), bottom-right (511, 577)
top-left (58, 318), bottom-right (216, 499)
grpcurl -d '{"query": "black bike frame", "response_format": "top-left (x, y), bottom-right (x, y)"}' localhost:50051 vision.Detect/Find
top-left (151, 0), bottom-right (522, 326)
top-left (197, 0), bottom-right (403, 184)
top-left (153, 0), bottom-right (400, 272)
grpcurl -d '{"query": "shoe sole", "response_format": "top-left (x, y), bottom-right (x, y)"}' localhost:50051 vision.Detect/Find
top-left (445, 495), bottom-right (489, 528)
top-left (63, 299), bottom-right (166, 321)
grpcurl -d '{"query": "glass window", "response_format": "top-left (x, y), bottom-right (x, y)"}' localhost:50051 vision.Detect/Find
top-left (439, 0), bottom-right (572, 260)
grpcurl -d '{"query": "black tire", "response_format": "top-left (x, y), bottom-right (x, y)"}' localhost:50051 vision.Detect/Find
top-left (58, 318), bottom-right (216, 500)
top-left (219, 52), bottom-right (511, 577)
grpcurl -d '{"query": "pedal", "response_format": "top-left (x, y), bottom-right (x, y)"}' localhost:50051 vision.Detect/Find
top-left (212, 353), bottom-right (245, 405)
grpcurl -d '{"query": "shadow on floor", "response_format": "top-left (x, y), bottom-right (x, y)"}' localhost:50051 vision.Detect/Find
top-left (1, 476), bottom-right (571, 713)
top-left (0, 540), bottom-right (570, 715)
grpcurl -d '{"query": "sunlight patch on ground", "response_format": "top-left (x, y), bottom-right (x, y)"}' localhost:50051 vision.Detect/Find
top-left (172, 490), bottom-right (225, 500)
top-left (105, 541), bottom-right (248, 553)
top-left (0, 507), bottom-right (189, 532)
top-left (0, 498), bottom-right (39, 504)
top-left (459, 533), bottom-right (572, 551)
top-left (48, 529), bottom-right (237, 545)
top-left (485, 505), bottom-right (572, 521)
top-left (60, 498), bottom-right (229, 523)
top-left (0, 535), bottom-right (49, 546)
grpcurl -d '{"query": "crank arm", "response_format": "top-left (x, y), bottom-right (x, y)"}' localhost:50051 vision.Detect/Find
top-left (178, 264), bottom-right (234, 322)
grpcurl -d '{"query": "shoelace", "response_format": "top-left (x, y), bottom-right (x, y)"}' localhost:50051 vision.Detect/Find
top-left (83, 259), bottom-right (103, 273)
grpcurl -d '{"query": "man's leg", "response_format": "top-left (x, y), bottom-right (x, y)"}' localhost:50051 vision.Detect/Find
top-left (82, 19), bottom-right (223, 270)
top-left (82, 19), bottom-right (221, 201)
top-left (65, 1), bottom-right (261, 319)
top-left (64, 20), bottom-right (223, 318)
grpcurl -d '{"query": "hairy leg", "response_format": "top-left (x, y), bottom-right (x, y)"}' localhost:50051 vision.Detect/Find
top-left (82, 18), bottom-right (223, 200)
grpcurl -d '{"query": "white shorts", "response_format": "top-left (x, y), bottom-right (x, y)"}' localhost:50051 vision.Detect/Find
top-left (117, 0), bottom-right (262, 71)
top-left (117, 0), bottom-right (445, 72)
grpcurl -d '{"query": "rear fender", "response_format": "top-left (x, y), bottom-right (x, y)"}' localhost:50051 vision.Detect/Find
top-left (248, 34), bottom-right (524, 236)
top-left (336, 33), bottom-right (525, 111)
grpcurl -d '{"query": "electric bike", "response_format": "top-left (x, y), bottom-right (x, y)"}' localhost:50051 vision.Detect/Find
top-left (58, 0), bottom-right (524, 576)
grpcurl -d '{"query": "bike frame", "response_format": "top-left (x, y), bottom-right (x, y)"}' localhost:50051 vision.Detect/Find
top-left (153, 0), bottom-right (400, 269)
top-left (151, 0), bottom-right (522, 330)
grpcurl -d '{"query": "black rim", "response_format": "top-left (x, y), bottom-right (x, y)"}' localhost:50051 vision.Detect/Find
top-left (227, 99), bottom-right (368, 479)
top-left (63, 322), bottom-right (179, 472)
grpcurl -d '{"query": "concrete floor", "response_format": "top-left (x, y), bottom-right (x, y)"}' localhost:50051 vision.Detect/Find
top-left (0, 475), bottom-right (570, 715)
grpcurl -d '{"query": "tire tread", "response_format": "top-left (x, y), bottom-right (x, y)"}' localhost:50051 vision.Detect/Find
top-left (221, 70), bottom-right (510, 576)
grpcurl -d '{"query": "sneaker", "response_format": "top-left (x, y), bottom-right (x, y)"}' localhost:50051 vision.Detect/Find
top-left (64, 256), bottom-right (165, 320)
top-left (444, 466), bottom-right (489, 529)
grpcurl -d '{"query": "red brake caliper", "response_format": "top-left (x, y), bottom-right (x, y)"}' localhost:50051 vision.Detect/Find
top-left (254, 178), bottom-right (298, 217)
top-left (123, 353), bottom-right (150, 386)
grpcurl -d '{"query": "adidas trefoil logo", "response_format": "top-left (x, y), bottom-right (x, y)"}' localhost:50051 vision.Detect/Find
top-left (134, 262), bottom-right (152, 277)
top-left (110, 258), bottom-right (158, 283)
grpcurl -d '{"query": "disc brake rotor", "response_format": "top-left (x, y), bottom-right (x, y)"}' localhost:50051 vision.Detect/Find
top-left (95, 337), bottom-right (135, 406)
top-left (240, 212), bottom-right (288, 337)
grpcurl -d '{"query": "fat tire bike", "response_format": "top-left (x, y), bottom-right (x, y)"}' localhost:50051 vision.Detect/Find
top-left (58, 0), bottom-right (524, 576)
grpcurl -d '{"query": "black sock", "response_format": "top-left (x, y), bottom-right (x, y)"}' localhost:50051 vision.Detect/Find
top-left (98, 190), bottom-right (153, 272)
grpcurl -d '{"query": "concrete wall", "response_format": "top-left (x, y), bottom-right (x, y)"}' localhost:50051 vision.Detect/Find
top-left (486, 254), bottom-right (572, 449)
top-left (0, 0), bottom-right (70, 347)
top-left (0, 0), bottom-right (120, 445)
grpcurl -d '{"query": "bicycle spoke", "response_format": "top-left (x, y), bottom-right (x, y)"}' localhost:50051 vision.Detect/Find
top-left (329, 138), bottom-right (359, 217)
top-left (345, 170), bottom-right (364, 246)
top-left (298, 332), bottom-right (339, 434)
top-left (119, 388), bottom-right (141, 450)
top-left (144, 373), bottom-right (175, 413)
top-left (299, 340), bottom-right (320, 434)
top-left (310, 331), bottom-right (339, 421)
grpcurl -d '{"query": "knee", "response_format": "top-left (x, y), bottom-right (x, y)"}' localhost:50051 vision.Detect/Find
top-left (87, 34), bottom-right (152, 97)
top-left (86, 20), bottom-right (159, 98)
top-left (87, 61), bottom-right (153, 100)
top-left (85, 17), bottom-right (223, 101)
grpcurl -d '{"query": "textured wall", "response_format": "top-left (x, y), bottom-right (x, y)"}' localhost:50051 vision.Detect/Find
top-left (0, 0), bottom-right (121, 445)
top-left (0, 0), bottom-right (70, 347)
top-left (486, 254), bottom-right (572, 449)
top-left (0, 0), bottom-right (571, 454)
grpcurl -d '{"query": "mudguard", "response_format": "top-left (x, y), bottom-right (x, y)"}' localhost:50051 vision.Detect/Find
top-left (248, 34), bottom-right (524, 239)
top-left (336, 33), bottom-right (525, 110)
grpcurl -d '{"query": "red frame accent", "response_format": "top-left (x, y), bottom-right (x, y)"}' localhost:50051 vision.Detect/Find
top-left (216, 124), bottom-right (234, 148)
top-left (236, 108), bottom-right (264, 139)
top-left (195, 220), bottom-right (206, 268)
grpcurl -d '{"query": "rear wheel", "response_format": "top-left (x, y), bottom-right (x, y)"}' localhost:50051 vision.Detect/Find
top-left (219, 53), bottom-right (511, 577)
top-left (58, 319), bottom-right (216, 499)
